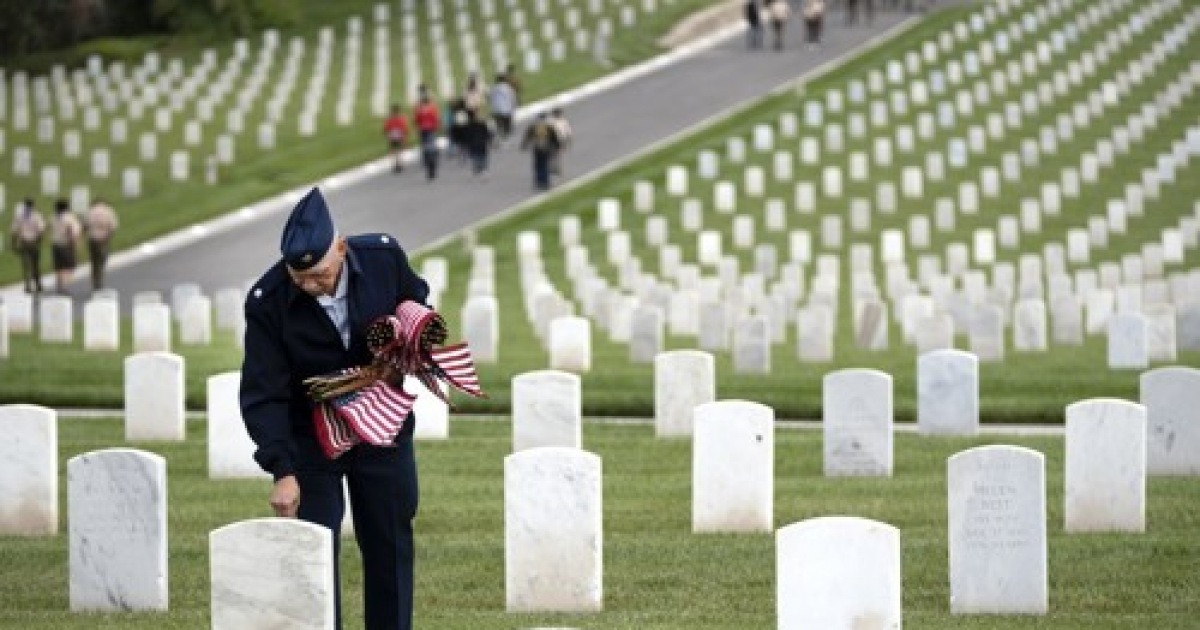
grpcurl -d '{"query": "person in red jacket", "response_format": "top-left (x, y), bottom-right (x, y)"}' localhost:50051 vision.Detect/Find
top-left (412, 88), bottom-right (441, 181)
top-left (383, 104), bottom-right (410, 173)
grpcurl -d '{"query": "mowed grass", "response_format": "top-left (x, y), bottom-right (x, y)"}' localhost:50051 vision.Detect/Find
top-left (0, 322), bottom-right (242, 409)
top-left (0, 418), bottom-right (1197, 629)
top-left (3, 1), bottom-right (1200, 421)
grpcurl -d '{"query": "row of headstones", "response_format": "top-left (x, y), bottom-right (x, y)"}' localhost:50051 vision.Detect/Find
top-left (0, 0), bottom-right (610, 137)
top-left (0, 369), bottom-right (454, 534)
top-left (0, 0), bottom-right (1143, 139)
top-left (0, 391), bottom-right (1154, 627)
top-left (572, 200), bottom-right (1199, 324)
top-left (501, 398), bottom-right (1184, 618)
top-left (596, 170), bottom-right (1198, 307)
top-left (585, 160), bottom-right (1199, 280)
top-left (732, 1), bottom-right (1183, 162)
top-left (4, 372), bottom-right (1194, 622)
top-left (596, 89), bottom-right (1199, 282)
top-left (0, 287), bottom-right (243, 355)
top-left (592, 5), bottom-right (1200, 246)
top-left (581, 78), bottom-right (1200, 275)
top-left (510, 353), bottom-right (1200, 474)
top-left (0, 370), bottom-right (469, 620)
top-left (500, 223), bottom-right (1199, 370)
top-left (2, 0), bottom-right (661, 189)
top-left (566, 196), bottom-right (1200, 316)
top-left (218, 436), bottom-right (1073, 625)
top-left (675, 70), bottom-right (1193, 211)
top-left (512, 393), bottom-right (1150, 615)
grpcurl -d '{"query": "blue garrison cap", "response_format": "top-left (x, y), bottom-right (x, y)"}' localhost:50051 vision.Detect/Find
top-left (280, 187), bottom-right (335, 270)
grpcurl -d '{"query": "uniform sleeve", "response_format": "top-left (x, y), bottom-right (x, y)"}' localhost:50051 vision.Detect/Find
top-left (239, 295), bottom-right (298, 480)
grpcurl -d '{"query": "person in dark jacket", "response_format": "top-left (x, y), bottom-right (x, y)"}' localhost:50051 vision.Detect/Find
top-left (745, 0), bottom-right (764, 49)
top-left (460, 110), bottom-right (495, 176)
top-left (240, 187), bottom-right (429, 630)
top-left (519, 112), bottom-right (561, 191)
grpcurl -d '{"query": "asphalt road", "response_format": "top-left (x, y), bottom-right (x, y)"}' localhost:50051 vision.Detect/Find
top-left (76, 8), bottom-right (921, 301)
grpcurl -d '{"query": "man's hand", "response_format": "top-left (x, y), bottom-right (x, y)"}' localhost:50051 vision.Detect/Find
top-left (269, 475), bottom-right (301, 518)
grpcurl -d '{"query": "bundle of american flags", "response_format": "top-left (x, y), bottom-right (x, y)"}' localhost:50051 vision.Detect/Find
top-left (305, 300), bottom-right (486, 459)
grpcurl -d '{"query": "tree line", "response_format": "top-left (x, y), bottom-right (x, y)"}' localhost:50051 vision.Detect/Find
top-left (0, 0), bottom-right (297, 58)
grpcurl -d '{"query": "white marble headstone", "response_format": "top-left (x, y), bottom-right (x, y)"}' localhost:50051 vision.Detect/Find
top-left (629, 305), bottom-right (663, 364)
top-left (410, 378), bottom-right (450, 440)
top-left (1107, 312), bottom-right (1148, 369)
top-left (207, 371), bottom-right (267, 478)
top-left (1013, 299), bottom-right (1047, 351)
top-left (179, 295), bottom-right (213, 345)
top-left (549, 316), bottom-right (590, 372)
top-left (214, 287), bottom-right (244, 332)
top-left (947, 445), bottom-right (1047, 614)
top-left (3, 293), bottom-right (34, 333)
top-left (1065, 399), bottom-right (1146, 532)
top-left (210, 518), bottom-right (335, 629)
top-left (505, 447), bottom-right (603, 612)
top-left (918, 350), bottom-right (979, 436)
top-left (797, 305), bottom-right (834, 362)
top-left (462, 295), bottom-right (498, 362)
top-left (39, 295), bottom-right (73, 343)
top-left (133, 302), bottom-right (172, 353)
top-left (512, 370), bottom-right (581, 452)
top-left (654, 350), bottom-right (714, 438)
top-left (1140, 367), bottom-right (1200, 476)
top-left (82, 298), bottom-right (120, 350)
top-left (125, 352), bottom-right (186, 441)
top-left (69, 448), bottom-right (168, 611)
top-left (692, 401), bottom-right (773, 533)
top-left (776, 517), bottom-right (901, 629)
top-left (0, 405), bottom-right (57, 535)
top-left (732, 315), bottom-right (770, 374)
top-left (823, 369), bottom-right (893, 476)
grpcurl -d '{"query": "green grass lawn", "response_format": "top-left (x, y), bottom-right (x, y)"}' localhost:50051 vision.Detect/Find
top-left (0, 321), bottom-right (242, 409)
top-left (3, 1), bottom-right (1198, 422)
top-left (0, 418), bottom-right (1196, 629)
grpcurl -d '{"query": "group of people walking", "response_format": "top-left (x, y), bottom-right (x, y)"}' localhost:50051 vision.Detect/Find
top-left (8, 197), bottom-right (118, 295)
top-left (746, 0), bottom-right (827, 50)
top-left (381, 67), bottom-right (573, 191)
top-left (747, 0), bottom-right (934, 51)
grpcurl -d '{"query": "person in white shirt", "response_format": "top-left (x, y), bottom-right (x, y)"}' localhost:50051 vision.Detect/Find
top-left (49, 199), bottom-right (82, 294)
top-left (9, 198), bottom-right (46, 293)
top-left (84, 199), bottom-right (119, 291)
top-left (489, 73), bottom-right (518, 141)
top-left (549, 107), bottom-right (573, 177)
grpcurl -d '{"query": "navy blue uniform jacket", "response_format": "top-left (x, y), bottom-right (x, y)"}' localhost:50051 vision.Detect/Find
top-left (239, 234), bottom-right (429, 480)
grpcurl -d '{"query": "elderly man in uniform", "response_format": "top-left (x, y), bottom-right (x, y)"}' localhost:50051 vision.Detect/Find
top-left (240, 187), bottom-right (428, 630)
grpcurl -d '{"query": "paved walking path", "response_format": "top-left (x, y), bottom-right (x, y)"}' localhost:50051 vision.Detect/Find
top-left (70, 6), bottom-right (931, 298)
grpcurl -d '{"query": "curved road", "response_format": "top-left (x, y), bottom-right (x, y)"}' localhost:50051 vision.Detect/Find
top-left (77, 9), bottom-right (922, 300)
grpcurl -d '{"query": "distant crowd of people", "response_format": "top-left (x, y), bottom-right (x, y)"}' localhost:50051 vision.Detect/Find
top-left (380, 64), bottom-right (573, 191)
top-left (8, 197), bottom-right (118, 295)
top-left (746, 0), bottom-right (931, 50)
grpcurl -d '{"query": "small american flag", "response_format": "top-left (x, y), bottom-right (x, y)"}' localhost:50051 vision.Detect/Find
top-left (310, 301), bottom-right (486, 460)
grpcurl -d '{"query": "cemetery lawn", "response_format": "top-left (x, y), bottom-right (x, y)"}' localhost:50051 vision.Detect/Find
top-left (0, 0), bottom-right (724, 286)
top-left (0, 323), bottom-right (242, 409)
top-left (3, 311), bottom-right (1197, 423)
top-left (0, 418), bottom-right (1196, 628)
